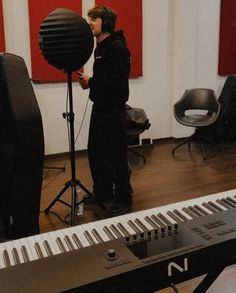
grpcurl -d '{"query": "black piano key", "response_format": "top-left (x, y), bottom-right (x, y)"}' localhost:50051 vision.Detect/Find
top-left (34, 242), bottom-right (44, 259)
top-left (21, 245), bottom-right (30, 263)
top-left (3, 250), bottom-right (11, 267)
top-left (172, 209), bottom-right (188, 221)
top-left (193, 204), bottom-right (209, 216)
top-left (202, 202), bottom-right (218, 213)
top-left (226, 196), bottom-right (236, 206)
top-left (91, 229), bottom-right (104, 243)
top-left (110, 224), bottom-right (124, 239)
top-left (117, 223), bottom-right (134, 241)
top-left (188, 206), bottom-right (202, 217)
top-left (167, 211), bottom-right (183, 223)
top-left (56, 237), bottom-right (67, 253)
top-left (12, 248), bottom-right (20, 265)
top-left (64, 235), bottom-right (76, 251)
top-left (43, 240), bottom-right (54, 256)
top-left (134, 218), bottom-right (152, 237)
top-left (128, 220), bottom-right (144, 239)
top-left (144, 216), bottom-right (159, 236)
top-left (221, 198), bottom-right (236, 208)
top-left (157, 213), bottom-right (173, 230)
top-left (182, 207), bottom-right (198, 218)
top-left (216, 199), bottom-right (231, 209)
top-left (208, 201), bottom-right (223, 212)
top-left (150, 215), bottom-right (165, 233)
top-left (103, 226), bottom-right (116, 240)
top-left (72, 233), bottom-right (83, 248)
top-left (84, 231), bottom-right (96, 246)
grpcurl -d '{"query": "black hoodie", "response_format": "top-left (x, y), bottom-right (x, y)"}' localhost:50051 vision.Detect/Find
top-left (88, 30), bottom-right (131, 113)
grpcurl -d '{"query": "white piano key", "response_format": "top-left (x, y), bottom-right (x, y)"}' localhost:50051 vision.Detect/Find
top-left (0, 242), bottom-right (7, 268)
top-left (4, 241), bottom-right (16, 266)
top-left (27, 236), bottom-right (41, 260)
top-left (10, 239), bottom-right (25, 264)
top-left (90, 220), bottom-right (111, 242)
top-left (19, 237), bottom-right (34, 262)
top-left (33, 235), bottom-right (49, 258)
top-left (73, 225), bottom-right (92, 247)
top-left (40, 232), bottom-right (61, 255)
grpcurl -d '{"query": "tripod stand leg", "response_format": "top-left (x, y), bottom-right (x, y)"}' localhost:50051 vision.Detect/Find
top-left (44, 183), bottom-right (70, 214)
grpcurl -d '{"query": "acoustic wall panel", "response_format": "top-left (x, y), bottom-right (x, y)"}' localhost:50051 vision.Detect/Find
top-left (0, 0), bottom-right (5, 52)
top-left (218, 0), bottom-right (236, 75)
top-left (28, 0), bottom-right (82, 82)
top-left (95, 0), bottom-right (143, 77)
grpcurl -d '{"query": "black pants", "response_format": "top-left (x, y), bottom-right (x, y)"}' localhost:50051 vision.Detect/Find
top-left (88, 107), bottom-right (132, 205)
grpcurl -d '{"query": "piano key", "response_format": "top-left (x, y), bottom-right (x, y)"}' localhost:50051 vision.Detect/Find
top-left (12, 248), bottom-right (20, 265)
top-left (103, 225), bottom-right (117, 240)
top-left (150, 215), bottom-right (166, 232)
top-left (72, 226), bottom-right (91, 248)
top-left (3, 250), bottom-right (11, 268)
top-left (226, 196), bottom-right (236, 205)
top-left (157, 213), bottom-right (176, 231)
top-left (34, 242), bottom-right (44, 259)
top-left (188, 206), bottom-right (203, 217)
top-left (64, 235), bottom-right (76, 251)
top-left (86, 220), bottom-right (111, 242)
top-left (216, 199), bottom-right (232, 209)
top-left (49, 231), bottom-right (70, 253)
top-left (27, 236), bottom-right (41, 260)
top-left (71, 233), bottom-right (83, 248)
top-left (43, 240), bottom-right (54, 256)
top-left (202, 202), bottom-right (219, 213)
top-left (19, 237), bottom-right (34, 261)
top-left (4, 241), bottom-right (17, 266)
top-left (127, 220), bottom-right (144, 239)
top-left (144, 216), bottom-right (159, 236)
top-left (193, 204), bottom-right (211, 216)
top-left (108, 217), bottom-right (136, 241)
top-left (208, 201), bottom-right (224, 212)
top-left (221, 198), bottom-right (236, 208)
top-left (10, 239), bottom-right (25, 264)
top-left (167, 211), bottom-right (183, 223)
top-left (172, 209), bottom-right (189, 221)
top-left (21, 245), bottom-right (30, 263)
top-left (134, 218), bottom-right (152, 237)
top-left (41, 233), bottom-right (61, 255)
top-left (34, 235), bottom-right (48, 258)
top-left (182, 207), bottom-right (199, 218)
top-left (0, 243), bottom-right (7, 268)
top-left (92, 223), bottom-right (111, 242)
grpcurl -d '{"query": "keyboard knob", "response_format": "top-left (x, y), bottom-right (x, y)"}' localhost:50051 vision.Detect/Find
top-left (107, 249), bottom-right (117, 261)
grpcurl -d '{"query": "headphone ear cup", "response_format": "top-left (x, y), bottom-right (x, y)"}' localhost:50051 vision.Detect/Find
top-left (102, 18), bottom-right (112, 32)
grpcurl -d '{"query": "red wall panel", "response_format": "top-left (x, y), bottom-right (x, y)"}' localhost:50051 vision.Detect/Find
top-left (218, 0), bottom-right (236, 75)
top-left (0, 0), bottom-right (5, 52)
top-left (95, 0), bottom-right (143, 77)
top-left (28, 0), bottom-right (82, 82)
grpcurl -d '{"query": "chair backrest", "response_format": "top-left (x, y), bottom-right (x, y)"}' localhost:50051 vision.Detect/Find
top-left (181, 88), bottom-right (218, 111)
top-left (174, 88), bottom-right (219, 116)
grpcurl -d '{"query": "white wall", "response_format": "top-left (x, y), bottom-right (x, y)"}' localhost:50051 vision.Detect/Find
top-left (1, 0), bottom-right (226, 155)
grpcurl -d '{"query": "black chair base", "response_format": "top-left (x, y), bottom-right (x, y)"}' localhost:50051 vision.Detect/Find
top-left (172, 130), bottom-right (221, 160)
top-left (127, 146), bottom-right (146, 164)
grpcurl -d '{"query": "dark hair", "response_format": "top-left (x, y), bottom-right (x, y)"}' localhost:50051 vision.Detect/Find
top-left (87, 5), bottom-right (117, 33)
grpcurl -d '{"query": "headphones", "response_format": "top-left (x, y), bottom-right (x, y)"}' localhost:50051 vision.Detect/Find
top-left (101, 7), bottom-right (116, 32)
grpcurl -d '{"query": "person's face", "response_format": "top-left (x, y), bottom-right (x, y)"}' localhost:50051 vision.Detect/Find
top-left (88, 17), bottom-right (103, 37)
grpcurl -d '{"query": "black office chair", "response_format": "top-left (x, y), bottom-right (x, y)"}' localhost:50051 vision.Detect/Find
top-left (172, 88), bottom-right (221, 160)
top-left (125, 104), bottom-right (151, 164)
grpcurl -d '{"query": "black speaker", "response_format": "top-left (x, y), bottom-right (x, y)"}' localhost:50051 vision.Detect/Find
top-left (0, 53), bottom-right (44, 239)
top-left (39, 8), bottom-right (94, 72)
top-left (101, 7), bottom-right (116, 32)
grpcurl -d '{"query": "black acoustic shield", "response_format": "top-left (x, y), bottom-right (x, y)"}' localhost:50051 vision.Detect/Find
top-left (39, 8), bottom-right (94, 72)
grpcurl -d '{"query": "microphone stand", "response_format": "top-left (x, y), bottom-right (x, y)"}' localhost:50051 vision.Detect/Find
top-left (44, 70), bottom-right (92, 226)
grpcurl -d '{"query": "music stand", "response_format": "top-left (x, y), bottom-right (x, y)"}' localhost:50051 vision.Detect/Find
top-left (39, 8), bottom-right (94, 225)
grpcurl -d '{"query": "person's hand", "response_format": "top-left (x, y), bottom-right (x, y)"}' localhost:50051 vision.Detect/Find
top-left (78, 72), bottom-right (90, 89)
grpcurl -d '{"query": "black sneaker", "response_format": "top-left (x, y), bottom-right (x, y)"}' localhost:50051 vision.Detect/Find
top-left (83, 193), bottom-right (97, 205)
top-left (109, 203), bottom-right (132, 217)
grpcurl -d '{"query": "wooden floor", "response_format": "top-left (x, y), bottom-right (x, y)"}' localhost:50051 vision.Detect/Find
top-left (41, 139), bottom-right (236, 292)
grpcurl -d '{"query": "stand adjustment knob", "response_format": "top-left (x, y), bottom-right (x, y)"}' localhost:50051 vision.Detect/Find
top-left (107, 249), bottom-right (117, 261)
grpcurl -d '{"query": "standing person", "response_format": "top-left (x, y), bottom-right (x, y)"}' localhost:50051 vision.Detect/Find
top-left (78, 5), bottom-right (132, 216)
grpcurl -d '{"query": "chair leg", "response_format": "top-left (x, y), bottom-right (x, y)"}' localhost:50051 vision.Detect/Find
top-left (172, 135), bottom-right (194, 155)
top-left (127, 147), bottom-right (146, 164)
top-left (199, 138), bottom-right (207, 160)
